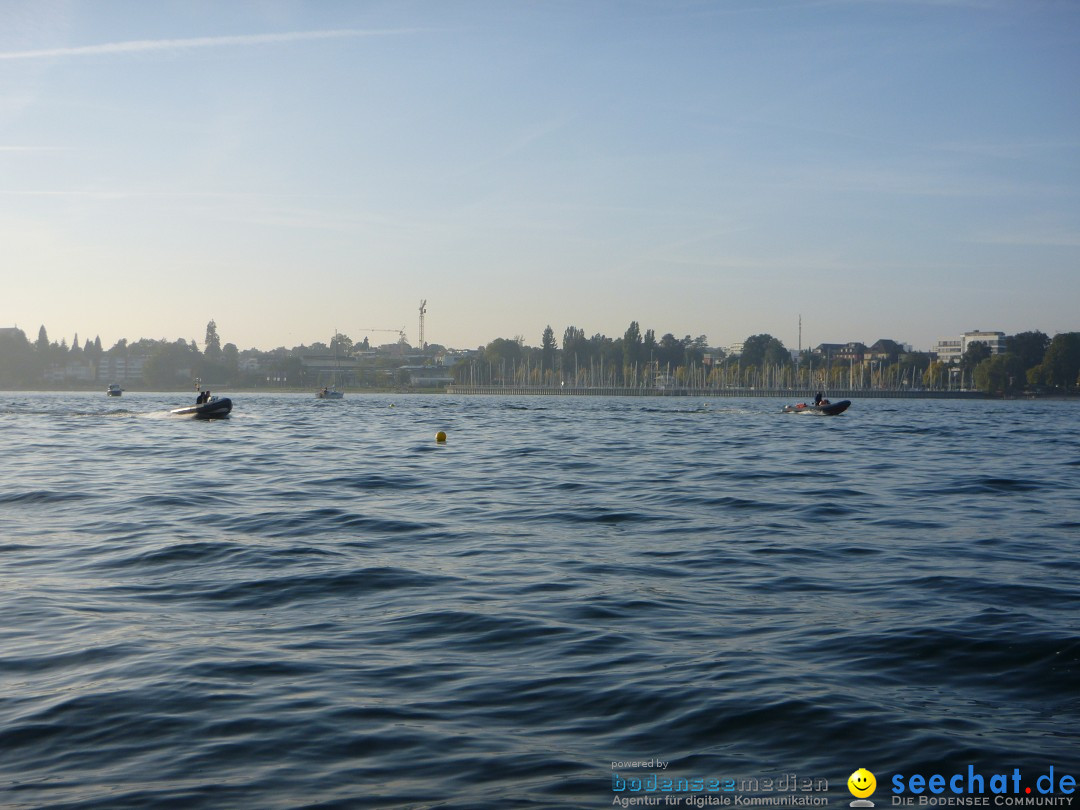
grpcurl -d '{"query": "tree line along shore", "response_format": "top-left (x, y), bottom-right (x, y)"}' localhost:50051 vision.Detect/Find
top-left (0, 321), bottom-right (1078, 397)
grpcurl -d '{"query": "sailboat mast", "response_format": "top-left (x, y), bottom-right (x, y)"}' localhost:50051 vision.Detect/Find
top-left (797, 314), bottom-right (802, 387)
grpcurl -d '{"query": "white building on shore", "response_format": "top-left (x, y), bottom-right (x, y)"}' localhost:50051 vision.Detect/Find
top-left (933, 330), bottom-right (1005, 363)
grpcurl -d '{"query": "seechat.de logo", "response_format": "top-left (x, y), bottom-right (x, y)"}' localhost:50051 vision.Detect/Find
top-left (849, 768), bottom-right (878, 807)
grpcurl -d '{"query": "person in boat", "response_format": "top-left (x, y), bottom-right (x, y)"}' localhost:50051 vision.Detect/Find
top-left (813, 391), bottom-right (830, 406)
top-left (196, 390), bottom-right (211, 404)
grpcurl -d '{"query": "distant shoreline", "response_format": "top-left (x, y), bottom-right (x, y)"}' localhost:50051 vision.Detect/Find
top-left (447, 386), bottom-right (993, 399)
top-left (0, 386), bottom-right (427, 395)
top-left (449, 386), bottom-right (1080, 400)
top-left (6, 386), bottom-right (1077, 400)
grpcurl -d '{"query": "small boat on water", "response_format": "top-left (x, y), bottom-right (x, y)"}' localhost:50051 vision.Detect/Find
top-left (170, 396), bottom-right (233, 419)
top-left (107, 383), bottom-right (123, 397)
top-left (782, 399), bottom-right (851, 416)
top-left (317, 331), bottom-right (348, 398)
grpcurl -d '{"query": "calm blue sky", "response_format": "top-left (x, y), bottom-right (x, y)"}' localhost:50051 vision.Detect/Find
top-left (2, 0), bottom-right (1078, 352)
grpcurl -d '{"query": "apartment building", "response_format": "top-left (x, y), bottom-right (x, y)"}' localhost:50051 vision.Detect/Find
top-left (933, 330), bottom-right (1005, 363)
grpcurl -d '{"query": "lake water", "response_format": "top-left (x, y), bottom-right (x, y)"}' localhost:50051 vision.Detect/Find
top-left (1, 393), bottom-right (1078, 809)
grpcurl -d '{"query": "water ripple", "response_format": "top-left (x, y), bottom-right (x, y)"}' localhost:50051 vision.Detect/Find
top-left (0, 393), bottom-right (1077, 808)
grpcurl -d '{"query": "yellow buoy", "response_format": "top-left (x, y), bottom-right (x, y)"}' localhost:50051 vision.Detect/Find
top-left (435, 431), bottom-right (447, 443)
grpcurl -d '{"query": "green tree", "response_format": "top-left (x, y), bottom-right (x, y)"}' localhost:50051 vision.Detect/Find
top-left (961, 340), bottom-right (991, 372)
top-left (485, 337), bottom-right (523, 370)
top-left (143, 339), bottom-right (200, 388)
top-left (642, 328), bottom-right (657, 361)
top-left (222, 343), bottom-right (239, 374)
top-left (204, 320), bottom-right (222, 359)
top-left (84, 335), bottom-right (104, 381)
top-left (330, 332), bottom-right (354, 356)
top-left (623, 321), bottom-right (643, 369)
top-left (741, 334), bottom-right (790, 369)
top-left (478, 337), bottom-right (526, 384)
top-left (656, 333), bottom-right (683, 369)
top-left (1029, 332), bottom-right (1080, 388)
top-left (541, 326), bottom-right (557, 377)
top-left (974, 354), bottom-right (1026, 396)
top-left (1005, 331), bottom-right (1050, 373)
top-left (562, 326), bottom-right (588, 376)
top-left (684, 335), bottom-right (706, 367)
top-left (0, 327), bottom-right (34, 387)
top-left (897, 352), bottom-right (931, 388)
top-left (588, 333), bottom-right (622, 384)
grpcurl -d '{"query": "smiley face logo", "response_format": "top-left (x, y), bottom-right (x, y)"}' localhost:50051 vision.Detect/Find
top-left (848, 768), bottom-right (877, 799)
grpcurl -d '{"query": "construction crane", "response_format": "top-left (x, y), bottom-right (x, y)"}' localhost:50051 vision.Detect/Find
top-left (358, 327), bottom-right (408, 347)
top-left (418, 300), bottom-right (427, 351)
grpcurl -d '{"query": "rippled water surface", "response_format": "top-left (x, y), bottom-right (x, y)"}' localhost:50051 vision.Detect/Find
top-left (1, 393), bottom-right (1078, 809)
